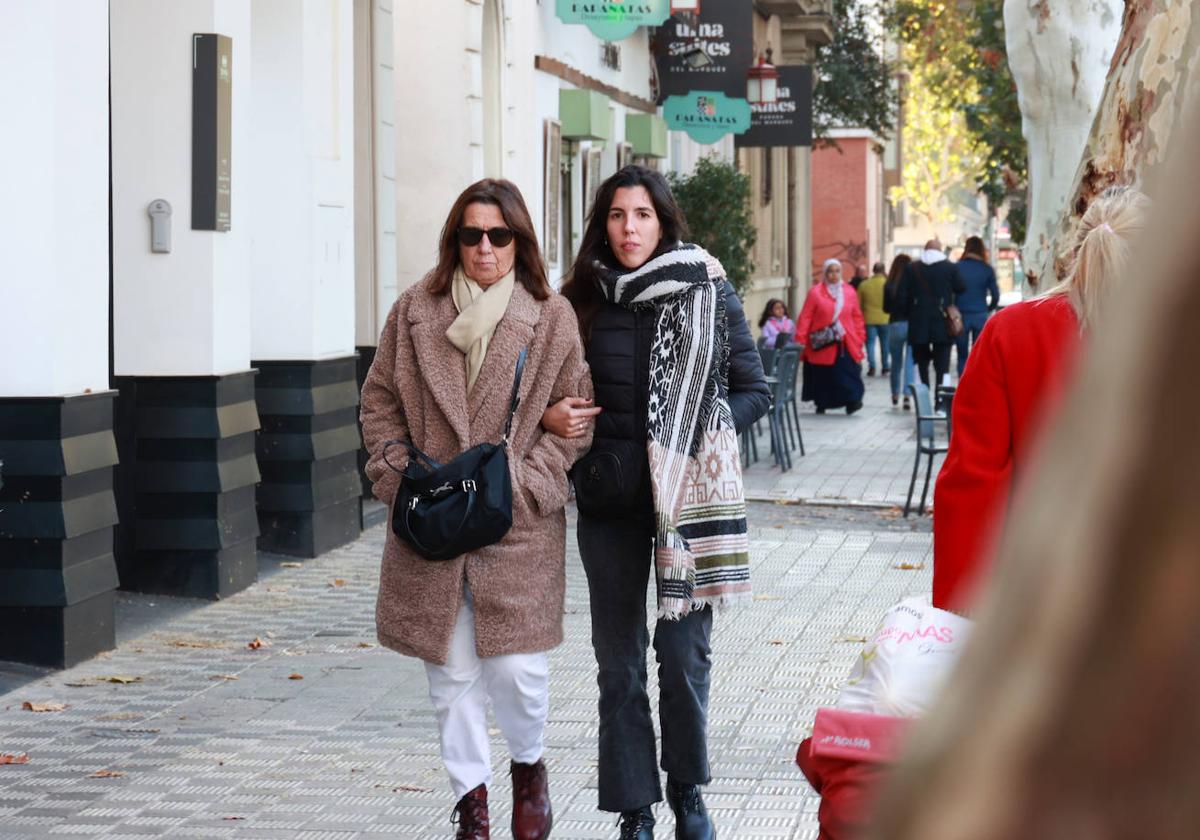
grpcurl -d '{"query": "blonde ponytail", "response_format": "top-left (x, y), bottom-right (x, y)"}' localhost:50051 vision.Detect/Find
top-left (1041, 186), bottom-right (1150, 331)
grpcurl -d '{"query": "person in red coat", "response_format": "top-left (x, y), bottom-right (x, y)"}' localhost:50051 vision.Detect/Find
top-left (933, 186), bottom-right (1149, 612)
top-left (796, 259), bottom-right (867, 414)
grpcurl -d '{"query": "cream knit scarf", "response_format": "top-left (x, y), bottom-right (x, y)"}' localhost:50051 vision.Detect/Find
top-left (447, 267), bottom-right (515, 392)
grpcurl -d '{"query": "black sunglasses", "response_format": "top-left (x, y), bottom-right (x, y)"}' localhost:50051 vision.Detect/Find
top-left (458, 226), bottom-right (515, 247)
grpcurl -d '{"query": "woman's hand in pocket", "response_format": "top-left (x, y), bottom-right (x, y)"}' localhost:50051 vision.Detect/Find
top-left (541, 397), bottom-right (601, 439)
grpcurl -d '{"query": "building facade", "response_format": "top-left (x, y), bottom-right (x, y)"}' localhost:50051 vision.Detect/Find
top-left (0, 0), bottom-right (829, 669)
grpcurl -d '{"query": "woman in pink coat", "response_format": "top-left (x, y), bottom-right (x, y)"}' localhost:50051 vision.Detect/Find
top-left (795, 259), bottom-right (867, 414)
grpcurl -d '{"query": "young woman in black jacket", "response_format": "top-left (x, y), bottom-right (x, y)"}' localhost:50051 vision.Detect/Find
top-left (545, 166), bottom-right (770, 840)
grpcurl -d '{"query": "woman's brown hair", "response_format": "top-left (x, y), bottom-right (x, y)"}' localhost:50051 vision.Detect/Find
top-left (427, 179), bottom-right (550, 300)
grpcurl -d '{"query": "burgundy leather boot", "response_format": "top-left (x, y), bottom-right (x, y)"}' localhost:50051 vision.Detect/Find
top-left (510, 759), bottom-right (553, 839)
top-left (452, 784), bottom-right (489, 840)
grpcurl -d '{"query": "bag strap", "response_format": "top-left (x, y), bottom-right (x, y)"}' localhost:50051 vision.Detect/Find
top-left (502, 347), bottom-right (529, 444)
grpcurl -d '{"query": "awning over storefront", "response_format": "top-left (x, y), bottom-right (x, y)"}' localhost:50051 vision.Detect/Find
top-left (625, 113), bottom-right (667, 157)
top-left (559, 89), bottom-right (611, 141)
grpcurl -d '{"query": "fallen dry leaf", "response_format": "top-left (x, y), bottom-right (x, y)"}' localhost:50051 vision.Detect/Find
top-left (839, 635), bottom-right (869, 644)
top-left (767, 640), bottom-right (785, 646)
top-left (893, 562), bottom-right (926, 571)
top-left (166, 638), bottom-right (227, 649)
top-left (99, 676), bottom-right (141, 684)
top-left (329, 579), bottom-right (346, 588)
top-left (356, 642), bottom-right (376, 649)
top-left (0, 753), bottom-right (30, 765)
top-left (288, 673), bottom-right (304, 680)
top-left (22, 702), bottom-right (66, 713)
top-left (392, 784), bottom-right (432, 793)
top-left (247, 637), bottom-right (270, 650)
top-left (211, 674), bottom-right (239, 681)
top-left (279, 561), bottom-right (302, 568)
top-left (88, 769), bottom-right (123, 778)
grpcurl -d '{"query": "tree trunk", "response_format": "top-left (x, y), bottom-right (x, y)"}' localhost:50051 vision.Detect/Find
top-left (1004, 0), bottom-right (1122, 290)
top-left (1043, 0), bottom-right (1200, 282)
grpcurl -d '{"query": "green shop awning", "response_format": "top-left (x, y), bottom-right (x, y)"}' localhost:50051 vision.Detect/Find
top-left (625, 114), bottom-right (667, 158)
top-left (559, 89), bottom-right (611, 141)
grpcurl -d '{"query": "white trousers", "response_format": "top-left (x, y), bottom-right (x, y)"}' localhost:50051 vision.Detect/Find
top-left (424, 585), bottom-right (549, 798)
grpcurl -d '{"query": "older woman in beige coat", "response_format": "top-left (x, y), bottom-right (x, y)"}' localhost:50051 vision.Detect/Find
top-left (360, 179), bottom-right (592, 840)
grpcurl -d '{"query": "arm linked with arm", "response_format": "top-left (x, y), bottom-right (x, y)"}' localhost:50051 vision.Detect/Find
top-left (360, 300), bottom-right (410, 505)
top-left (519, 317), bottom-right (595, 515)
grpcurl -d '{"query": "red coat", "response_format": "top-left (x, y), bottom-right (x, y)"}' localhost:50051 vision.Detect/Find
top-left (795, 282), bottom-right (867, 365)
top-left (933, 294), bottom-right (1082, 611)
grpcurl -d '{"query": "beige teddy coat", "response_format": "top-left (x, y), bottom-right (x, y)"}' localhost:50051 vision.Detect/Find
top-left (360, 276), bottom-right (593, 665)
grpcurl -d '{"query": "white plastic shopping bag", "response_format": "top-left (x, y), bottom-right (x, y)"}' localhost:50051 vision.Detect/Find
top-left (836, 595), bottom-right (973, 718)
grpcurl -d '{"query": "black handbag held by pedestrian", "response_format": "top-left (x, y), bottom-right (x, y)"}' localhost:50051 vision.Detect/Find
top-left (381, 348), bottom-right (527, 562)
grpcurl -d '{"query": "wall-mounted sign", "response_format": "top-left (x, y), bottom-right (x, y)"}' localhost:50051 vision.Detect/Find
top-left (651, 0), bottom-right (752, 102)
top-left (556, 0), bottom-right (671, 42)
top-left (192, 33), bottom-right (232, 231)
top-left (663, 90), bottom-right (751, 144)
top-left (735, 65), bottom-right (813, 148)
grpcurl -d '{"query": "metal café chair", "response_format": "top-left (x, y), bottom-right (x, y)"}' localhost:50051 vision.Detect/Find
top-left (766, 347), bottom-right (801, 471)
top-left (904, 381), bottom-right (950, 517)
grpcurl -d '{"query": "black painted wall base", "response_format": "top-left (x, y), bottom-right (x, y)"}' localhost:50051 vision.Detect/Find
top-left (254, 356), bottom-right (363, 557)
top-left (113, 372), bottom-right (260, 600)
top-left (0, 391), bottom-right (120, 668)
top-left (355, 345), bottom-right (376, 501)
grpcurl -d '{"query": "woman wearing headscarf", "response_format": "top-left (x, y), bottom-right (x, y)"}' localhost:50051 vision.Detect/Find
top-left (360, 179), bottom-right (593, 840)
top-left (555, 165), bottom-right (769, 840)
top-left (795, 258), bottom-right (867, 415)
top-left (933, 186), bottom-right (1150, 612)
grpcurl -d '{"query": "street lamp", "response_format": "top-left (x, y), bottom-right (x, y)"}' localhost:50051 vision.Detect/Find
top-left (746, 51), bottom-right (780, 105)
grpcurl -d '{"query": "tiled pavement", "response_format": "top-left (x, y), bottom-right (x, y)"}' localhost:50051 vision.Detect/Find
top-left (0, 373), bottom-right (936, 840)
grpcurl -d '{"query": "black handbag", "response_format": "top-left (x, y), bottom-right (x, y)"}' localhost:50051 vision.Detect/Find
top-left (381, 348), bottom-right (527, 562)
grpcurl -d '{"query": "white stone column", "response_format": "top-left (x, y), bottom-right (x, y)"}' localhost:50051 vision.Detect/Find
top-left (109, 0), bottom-right (260, 598)
top-left (0, 0), bottom-right (119, 667)
top-left (248, 0), bottom-right (363, 557)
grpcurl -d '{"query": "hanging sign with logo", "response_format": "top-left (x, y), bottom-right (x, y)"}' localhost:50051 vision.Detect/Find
top-left (735, 65), bottom-right (814, 148)
top-left (651, 0), bottom-right (753, 102)
top-left (556, 0), bottom-right (671, 42)
top-left (663, 91), bottom-right (751, 144)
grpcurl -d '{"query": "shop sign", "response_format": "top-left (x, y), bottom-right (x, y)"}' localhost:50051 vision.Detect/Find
top-left (662, 90), bottom-right (751, 144)
top-left (735, 66), bottom-right (813, 148)
top-left (556, 0), bottom-right (671, 42)
top-left (651, 0), bottom-right (753, 102)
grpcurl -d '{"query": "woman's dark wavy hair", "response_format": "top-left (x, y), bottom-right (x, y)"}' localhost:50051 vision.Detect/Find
top-left (561, 165), bottom-right (690, 340)
top-left (427, 179), bottom-right (550, 300)
top-left (884, 253), bottom-right (913, 298)
top-left (758, 298), bottom-right (790, 329)
top-left (961, 235), bottom-right (988, 263)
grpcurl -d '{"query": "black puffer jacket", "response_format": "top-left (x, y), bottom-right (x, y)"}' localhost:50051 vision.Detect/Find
top-left (574, 280), bottom-right (771, 517)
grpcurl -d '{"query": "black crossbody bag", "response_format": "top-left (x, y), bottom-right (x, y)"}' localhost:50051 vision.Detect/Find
top-left (381, 348), bottom-right (527, 562)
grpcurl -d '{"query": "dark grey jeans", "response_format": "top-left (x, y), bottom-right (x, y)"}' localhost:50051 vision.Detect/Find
top-left (578, 509), bottom-right (713, 813)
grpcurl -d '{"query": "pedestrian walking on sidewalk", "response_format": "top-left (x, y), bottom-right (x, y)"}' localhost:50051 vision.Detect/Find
top-left (882, 253), bottom-right (917, 409)
top-left (360, 179), bottom-right (593, 840)
top-left (758, 297), bottom-right (797, 347)
top-left (953, 236), bottom-right (1001, 376)
top-left (556, 165), bottom-right (769, 840)
top-left (795, 258), bottom-right (867, 415)
top-left (858, 261), bottom-right (890, 376)
top-left (894, 239), bottom-right (966, 387)
top-left (933, 186), bottom-right (1149, 612)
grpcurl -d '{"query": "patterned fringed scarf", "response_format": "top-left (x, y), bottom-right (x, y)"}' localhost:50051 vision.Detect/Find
top-left (596, 244), bottom-right (752, 619)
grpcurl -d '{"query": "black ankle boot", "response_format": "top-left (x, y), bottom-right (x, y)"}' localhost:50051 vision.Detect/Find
top-left (666, 779), bottom-right (714, 839)
top-left (617, 805), bottom-right (655, 840)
